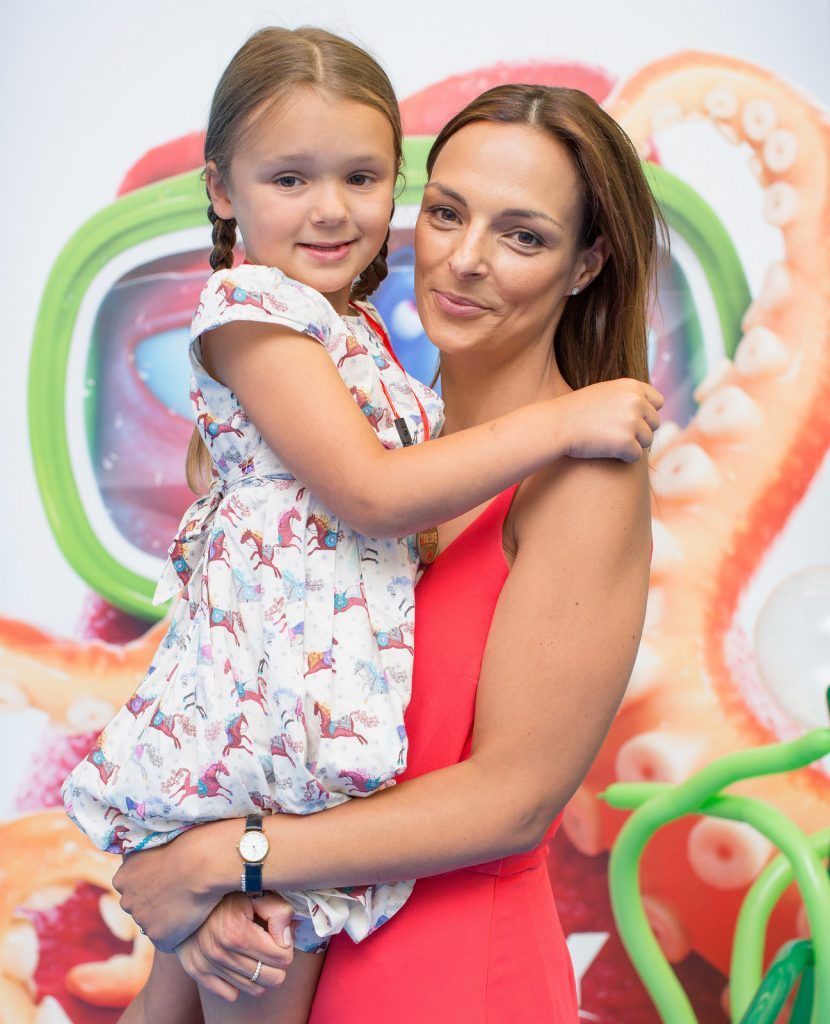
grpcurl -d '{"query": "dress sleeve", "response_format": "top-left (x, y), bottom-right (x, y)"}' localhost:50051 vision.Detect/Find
top-left (190, 264), bottom-right (340, 353)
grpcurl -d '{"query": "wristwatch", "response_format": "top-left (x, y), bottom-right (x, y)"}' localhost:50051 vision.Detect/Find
top-left (237, 814), bottom-right (270, 897)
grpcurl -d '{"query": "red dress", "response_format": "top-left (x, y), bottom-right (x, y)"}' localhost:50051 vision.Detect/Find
top-left (310, 487), bottom-right (578, 1023)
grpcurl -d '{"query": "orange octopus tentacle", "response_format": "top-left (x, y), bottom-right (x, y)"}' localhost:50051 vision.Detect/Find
top-left (565, 51), bottom-right (830, 974)
top-left (0, 812), bottom-right (152, 1016)
top-left (0, 617), bottom-right (166, 730)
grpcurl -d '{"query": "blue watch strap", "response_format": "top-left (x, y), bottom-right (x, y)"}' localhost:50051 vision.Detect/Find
top-left (243, 861), bottom-right (263, 897)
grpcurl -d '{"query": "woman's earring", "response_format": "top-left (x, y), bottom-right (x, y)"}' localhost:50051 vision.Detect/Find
top-left (571, 287), bottom-right (580, 295)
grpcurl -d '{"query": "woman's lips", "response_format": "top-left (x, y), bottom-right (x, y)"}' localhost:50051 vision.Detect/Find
top-left (298, 241), bottom-right (356, 262)
top-left (432, 289), bottom-right (491, 318)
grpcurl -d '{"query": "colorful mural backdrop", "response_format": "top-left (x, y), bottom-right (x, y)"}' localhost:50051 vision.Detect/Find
top-left (3, 4), bottom-right (829, 1022)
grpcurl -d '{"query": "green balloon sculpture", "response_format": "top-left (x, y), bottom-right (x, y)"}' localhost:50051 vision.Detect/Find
top-left (601, 688), bottom-right (830, 1024)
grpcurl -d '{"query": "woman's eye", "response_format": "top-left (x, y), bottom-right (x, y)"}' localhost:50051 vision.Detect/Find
top-left (274, 175), bottom-right (302, 188)
top-left (428, 206), bottom-right (459, 224)
top-left (512, 230), bottom-right (544, 248)
top-left (348, 173), bottom-right (373, 186)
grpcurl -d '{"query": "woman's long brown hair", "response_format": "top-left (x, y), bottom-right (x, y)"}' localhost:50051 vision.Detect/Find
top-left (426, 84), bottom-right (668, 389)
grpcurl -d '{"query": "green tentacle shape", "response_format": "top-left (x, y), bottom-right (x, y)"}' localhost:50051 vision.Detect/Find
top-left (600, 718), bottom-right (830, 1024)
top-left (731, 829), bottom-right (829, 1020)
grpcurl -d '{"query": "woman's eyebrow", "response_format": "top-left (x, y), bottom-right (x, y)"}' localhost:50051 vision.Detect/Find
top-left (425, 182), bottom-right (468, 206)
top-left (501, 207), bottom-right (564, 231)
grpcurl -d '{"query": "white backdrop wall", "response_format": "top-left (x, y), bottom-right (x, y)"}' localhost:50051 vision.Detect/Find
top-left (3, 3), bottom-right (830, 1022)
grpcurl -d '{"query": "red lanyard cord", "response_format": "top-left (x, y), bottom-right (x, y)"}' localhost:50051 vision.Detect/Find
top-left (350, 302), bottom-right (431, 443)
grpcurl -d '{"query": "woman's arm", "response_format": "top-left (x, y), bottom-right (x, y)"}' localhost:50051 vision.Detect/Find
top-left (202, 322), bottom-right (660, 536)
top-left (115, 454), bottom-right (652, 946)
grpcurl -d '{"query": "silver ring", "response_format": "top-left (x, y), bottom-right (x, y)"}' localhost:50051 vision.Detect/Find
top-left (250, 960), bottom-right (263, 984)
top-left (139, 927), bottom-right (146, 935)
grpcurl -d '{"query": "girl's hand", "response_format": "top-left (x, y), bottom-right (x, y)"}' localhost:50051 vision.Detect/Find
top-left (176, 893), bottom-right (295, 1002)
top-left (560, 379), bottom-right (663, 463)
top-left (113, 828), bottom-right (226, 951)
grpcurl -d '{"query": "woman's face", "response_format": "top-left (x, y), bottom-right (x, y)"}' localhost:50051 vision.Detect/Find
top-left (414, 120), bottom-right (604, 364)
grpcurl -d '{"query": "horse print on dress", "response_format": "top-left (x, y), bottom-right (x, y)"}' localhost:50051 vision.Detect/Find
top-left (241, 529), bottom-right (282, 576)
top-left (306, 513), bottom-right (344, 555)
top-left (225, 657), bottom-right (267, 712)
top-left (337, 768), bottom-right (394, 794)
top-left (148, 703), bottom-right (197, 750)
top-left (197, 409), bottom-right (246, 445)
top-left (223, 712), bottom-right (253, 756)
top-left (85, 743), bottom-right (120, 786)
top-left (163, 762), bottom-right (233, 805)
top-left (314, 702), bottom-right (379, 745)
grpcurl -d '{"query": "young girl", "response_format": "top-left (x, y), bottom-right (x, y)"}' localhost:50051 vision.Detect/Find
top-left (63, 25), bottom-right (661, 1021)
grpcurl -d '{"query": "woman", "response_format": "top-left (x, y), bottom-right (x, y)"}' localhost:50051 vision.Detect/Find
top-left (114, 83), bottom-right (665, 1023)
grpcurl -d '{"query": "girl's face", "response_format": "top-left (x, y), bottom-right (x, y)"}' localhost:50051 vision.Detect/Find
top-left (207, 88), bottom-right (397, 314)
top-left (414, 120), bottom-right (606, 366)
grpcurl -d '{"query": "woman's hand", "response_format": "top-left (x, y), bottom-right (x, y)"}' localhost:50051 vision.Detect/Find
top-left (176, 893), bottom-right (295, 1002)
top-left (112, 825), bottom-right (233, 951)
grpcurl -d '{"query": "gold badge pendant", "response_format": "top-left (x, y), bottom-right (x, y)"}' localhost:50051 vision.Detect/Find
top-left (417, 527), bottom-right (439, 565)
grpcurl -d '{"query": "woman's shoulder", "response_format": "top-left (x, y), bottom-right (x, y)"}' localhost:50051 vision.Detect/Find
top-left (507, 456), bottom-right (650, 563)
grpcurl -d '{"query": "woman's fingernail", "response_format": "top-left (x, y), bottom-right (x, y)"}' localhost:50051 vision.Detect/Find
top-left (283, 926), bottom-right (292, 946)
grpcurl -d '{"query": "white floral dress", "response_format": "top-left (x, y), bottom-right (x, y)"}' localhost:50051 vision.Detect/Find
top-left (63, 264), bottom-right (444, 950)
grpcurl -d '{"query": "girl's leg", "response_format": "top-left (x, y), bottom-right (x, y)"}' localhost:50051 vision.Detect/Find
top-left (199, 950), bottom-right (325, 1024)
top-left (118, 949), bottom-right (203, 1024)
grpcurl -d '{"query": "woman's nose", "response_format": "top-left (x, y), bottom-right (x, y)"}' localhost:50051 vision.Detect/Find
top-left (447, 230), bottom-right (487, 278)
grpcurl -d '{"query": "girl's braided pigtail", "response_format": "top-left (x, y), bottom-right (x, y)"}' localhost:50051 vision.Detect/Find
top-left (351, 225), bottom-right (391, 302)
top-left (207, 202), bottom-right (238, 271)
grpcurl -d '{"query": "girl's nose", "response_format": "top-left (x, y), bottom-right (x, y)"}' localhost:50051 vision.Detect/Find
top-left (310, 183), bottom-right (349, 225)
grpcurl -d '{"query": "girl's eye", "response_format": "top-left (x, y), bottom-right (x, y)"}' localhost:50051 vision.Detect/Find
top-left (511, 229), bottom-right (544, 248)
top-left (274, 175), bottom-right (302, 188)
top-left (348, 173), bottom-right (373, 186)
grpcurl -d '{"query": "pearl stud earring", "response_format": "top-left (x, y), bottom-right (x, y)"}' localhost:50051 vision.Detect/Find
top-left (571, 287), bottom-right (579, 295)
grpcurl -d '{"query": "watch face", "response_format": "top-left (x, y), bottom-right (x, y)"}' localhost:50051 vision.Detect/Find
top-left (239, 830), bottom-right (269, 863)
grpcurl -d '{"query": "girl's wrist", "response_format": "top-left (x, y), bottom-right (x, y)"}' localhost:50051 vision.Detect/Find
top-left (186, 818), bottom-right (243, 901)
top-left (540, 394), bottom-right (571, 462)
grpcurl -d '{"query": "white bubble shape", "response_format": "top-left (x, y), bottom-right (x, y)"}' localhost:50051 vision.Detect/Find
top-left (648, 420), bottom-right (681, 461)
top-left (615, 731), bottom-right (701, 783)
top-left (742, 98), bottom-right (778, 141)
top-left (687, 818), bottom-right (772, 889)
top-left (763, 182), bottom-right (799, 227)
top-left (763, 129), bottom-right (798, 174)
top-left (2, 921), bottom-right (39, 982)
top-left (652, 101), bottom-right (683, 133)
top-left (652, 444), bottom-right (719, 499)
top-left (755, 565), bottom-right (830, 729)
top-left (734, 326), bottom-right (789, 377)
top-left (704, 87), bottom-right (739, 119)
top-left (650, 519), bottom-right (682, 574)
top-left (758, 263), bottom-right (792, 310)
top-left (692, 357), bottom-right (734, 405)
top-left (642, 895), bottom-right (691, 962)
top-left (391, 299), bottom-right (424, 340)
top-left (561, 786), bottom-right (603, 856)
top-left (696, 385), bottom-right (763, 437)
top-left (66, 697), bottom-right (117, 732)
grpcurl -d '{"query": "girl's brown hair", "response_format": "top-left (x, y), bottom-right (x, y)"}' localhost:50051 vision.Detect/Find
top-left (187, 26), bottom-right (402, 493)
top-left (426, 84), bottom-right (667, 390)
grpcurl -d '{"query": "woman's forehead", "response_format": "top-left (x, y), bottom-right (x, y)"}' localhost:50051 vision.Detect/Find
top-left (430, 120), bottom-right (582, 226)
